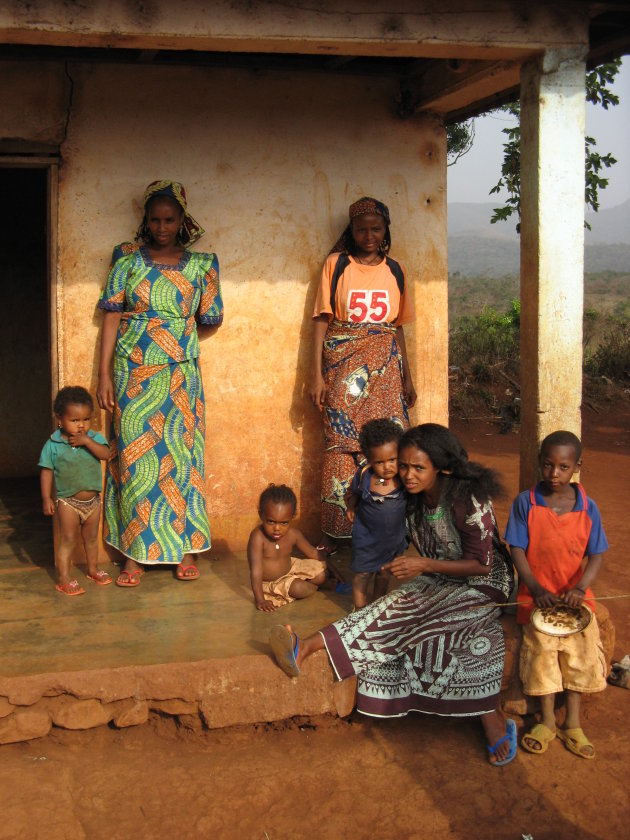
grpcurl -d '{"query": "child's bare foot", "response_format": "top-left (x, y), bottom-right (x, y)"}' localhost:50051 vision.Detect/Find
top-left (482, 711), bottom-right (517, 766)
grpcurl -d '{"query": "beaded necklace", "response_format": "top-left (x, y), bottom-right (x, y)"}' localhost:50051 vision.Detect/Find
top-left (423, 504), bottom-right (444, 521)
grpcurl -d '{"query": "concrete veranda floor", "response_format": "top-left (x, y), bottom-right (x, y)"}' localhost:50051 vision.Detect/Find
top-left (0, 477), bottom-right (350, 679)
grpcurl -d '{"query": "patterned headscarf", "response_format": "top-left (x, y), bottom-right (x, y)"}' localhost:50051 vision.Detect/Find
top-left (329, 196), bottom-right (392, 255)
top-left (348, 196), bottom-right (391, 226)
top-left (143, 179), bottom-right (205, 245)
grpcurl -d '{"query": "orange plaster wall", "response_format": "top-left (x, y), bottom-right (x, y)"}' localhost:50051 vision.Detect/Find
top-left (52, 63), bottom-right (447, 549)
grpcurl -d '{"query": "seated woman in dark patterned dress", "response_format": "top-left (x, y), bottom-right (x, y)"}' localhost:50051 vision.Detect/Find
top-left (270, 423), bottom-right (517, 766)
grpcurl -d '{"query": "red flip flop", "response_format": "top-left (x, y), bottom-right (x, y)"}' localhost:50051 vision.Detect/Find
top-left (176, 563), bottom-right (200, 581)
top-left (56, 580), bottom-right (85, 596)
top-left (86, 570), bottom-right (113, 586)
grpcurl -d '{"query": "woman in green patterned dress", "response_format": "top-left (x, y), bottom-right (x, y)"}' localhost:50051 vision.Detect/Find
top-left (97, 180), bottom-right (223, 587)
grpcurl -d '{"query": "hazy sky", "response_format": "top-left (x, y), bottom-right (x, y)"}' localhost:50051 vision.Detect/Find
top-left (447, 58), bottom-right (629, 209)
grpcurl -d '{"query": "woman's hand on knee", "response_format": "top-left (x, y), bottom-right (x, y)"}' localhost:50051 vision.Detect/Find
top-left (383, 554), bottom-right (431, 580)
top-left (97, 374), bottom-right (115, 412)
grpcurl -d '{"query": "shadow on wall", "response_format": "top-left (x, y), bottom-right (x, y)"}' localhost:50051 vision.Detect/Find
top-left (0, 477), bottom-right (55, 575)
top-left (289, 262), bottom-right (326, 540)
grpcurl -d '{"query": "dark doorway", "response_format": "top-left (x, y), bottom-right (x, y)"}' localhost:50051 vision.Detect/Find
top-left (0, 166), bottom-right (53, 568)
top-left (0, 167), bottom-right (50, 477)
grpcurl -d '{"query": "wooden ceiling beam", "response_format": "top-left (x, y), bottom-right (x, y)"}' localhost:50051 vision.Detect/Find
top-left (398, 58), bottom-right (521, 117)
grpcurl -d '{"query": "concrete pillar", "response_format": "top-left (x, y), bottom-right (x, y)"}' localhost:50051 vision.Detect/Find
top-left (519, 48), bottom-right (587, 488)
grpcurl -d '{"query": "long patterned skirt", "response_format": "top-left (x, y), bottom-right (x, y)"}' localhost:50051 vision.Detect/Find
top-left (320, 577), bottom-right (505, 717)
top-left (103, 356), bottom-right (211, 564)
top-left (321, 321), bottom-right (409, 538)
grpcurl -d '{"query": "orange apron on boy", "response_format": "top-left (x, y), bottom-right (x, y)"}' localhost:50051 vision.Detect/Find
top-left (516, 484), bottom-right (596, 624)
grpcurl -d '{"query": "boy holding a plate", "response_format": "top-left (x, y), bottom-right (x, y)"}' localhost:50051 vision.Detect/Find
top-left (504, 430), bottom-right (609, 759)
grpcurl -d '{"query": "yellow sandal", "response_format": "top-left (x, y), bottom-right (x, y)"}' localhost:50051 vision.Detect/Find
top-left (521, 723), bottom-right (556, 754)
top-left (557, 727), bottom-right (595, 759)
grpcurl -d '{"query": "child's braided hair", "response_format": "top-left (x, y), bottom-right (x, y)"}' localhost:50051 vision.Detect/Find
top-left (258, 484), bottom-right (297, 515)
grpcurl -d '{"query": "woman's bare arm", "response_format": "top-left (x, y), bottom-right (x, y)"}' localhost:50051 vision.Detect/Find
top-left (309, 315), bottom-right (330, 408)
top-left (97, 311), bottom-right (123, 411)
top-left (395, 326), bottom-right (417, 408)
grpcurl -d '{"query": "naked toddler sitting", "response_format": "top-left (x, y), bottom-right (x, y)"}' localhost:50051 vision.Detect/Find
top-left (248, 484), bottom-right (327, 612)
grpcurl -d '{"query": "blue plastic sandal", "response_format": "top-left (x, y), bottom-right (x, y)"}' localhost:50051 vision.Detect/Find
top-left (270, 625), bottom-right (300, 677)
top-left (335, 582), bottom-right (353, 595)
top-left (488, 718), bottom-right (517, 767)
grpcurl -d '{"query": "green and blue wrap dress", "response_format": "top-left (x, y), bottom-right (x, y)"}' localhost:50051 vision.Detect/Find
top-left (97, 243), bottom-right (223, 564)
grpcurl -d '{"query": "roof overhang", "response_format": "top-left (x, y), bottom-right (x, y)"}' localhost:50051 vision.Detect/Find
top-left (0, 1), bottom-right (628, 121)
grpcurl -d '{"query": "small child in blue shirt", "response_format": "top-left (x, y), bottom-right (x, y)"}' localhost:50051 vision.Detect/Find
top-left (345, 418), bottom-right (407, 610)
top-left (39, 386), bottom-right (111, 595)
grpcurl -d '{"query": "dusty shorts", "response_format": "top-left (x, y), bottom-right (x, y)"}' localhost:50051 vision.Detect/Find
top-left (262, 557), bottom-right (327, 607)
top-left (57, 494), bottom-right (101, 525)
top-left (520, 619), bottom-right (607, 695)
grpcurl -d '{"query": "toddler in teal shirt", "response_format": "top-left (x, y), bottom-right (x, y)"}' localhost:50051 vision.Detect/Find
top-left (39, 386), bottom-right (111, 595)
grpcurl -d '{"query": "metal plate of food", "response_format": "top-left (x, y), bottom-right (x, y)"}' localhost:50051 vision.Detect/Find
top-left (531, 603), bottom-right (593, 637)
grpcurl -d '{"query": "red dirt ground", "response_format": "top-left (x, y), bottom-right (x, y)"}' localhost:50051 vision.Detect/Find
top-left (1, 408), bottom-right (629, 840)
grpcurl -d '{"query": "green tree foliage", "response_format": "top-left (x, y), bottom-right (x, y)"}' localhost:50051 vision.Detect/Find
top-left (447, 60), bottom-right (622, 230)
top-left (584, 318), bottom-right (630, 381)
top-left (446, 119), bottom-right (476, 166)
top-left (449, 297), bottom-right (629, 385)
top-left (450, 299), bottom-right (521, 375)
top-left (487, 103), bottom-right (521, 226)
top-left (490, 60), bottom-right (621, 229)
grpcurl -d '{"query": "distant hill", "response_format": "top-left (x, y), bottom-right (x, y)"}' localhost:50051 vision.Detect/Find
top-left (448, 203), bottom-right (519, 240)
top-left (448, 237), bottom-right (630, 276)
top-left (448, 271), bottom-right (630, 322)
top-left (585, 199), bottom-right (630, 245)
top-left (448, 199), bottom-right (630, 276)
